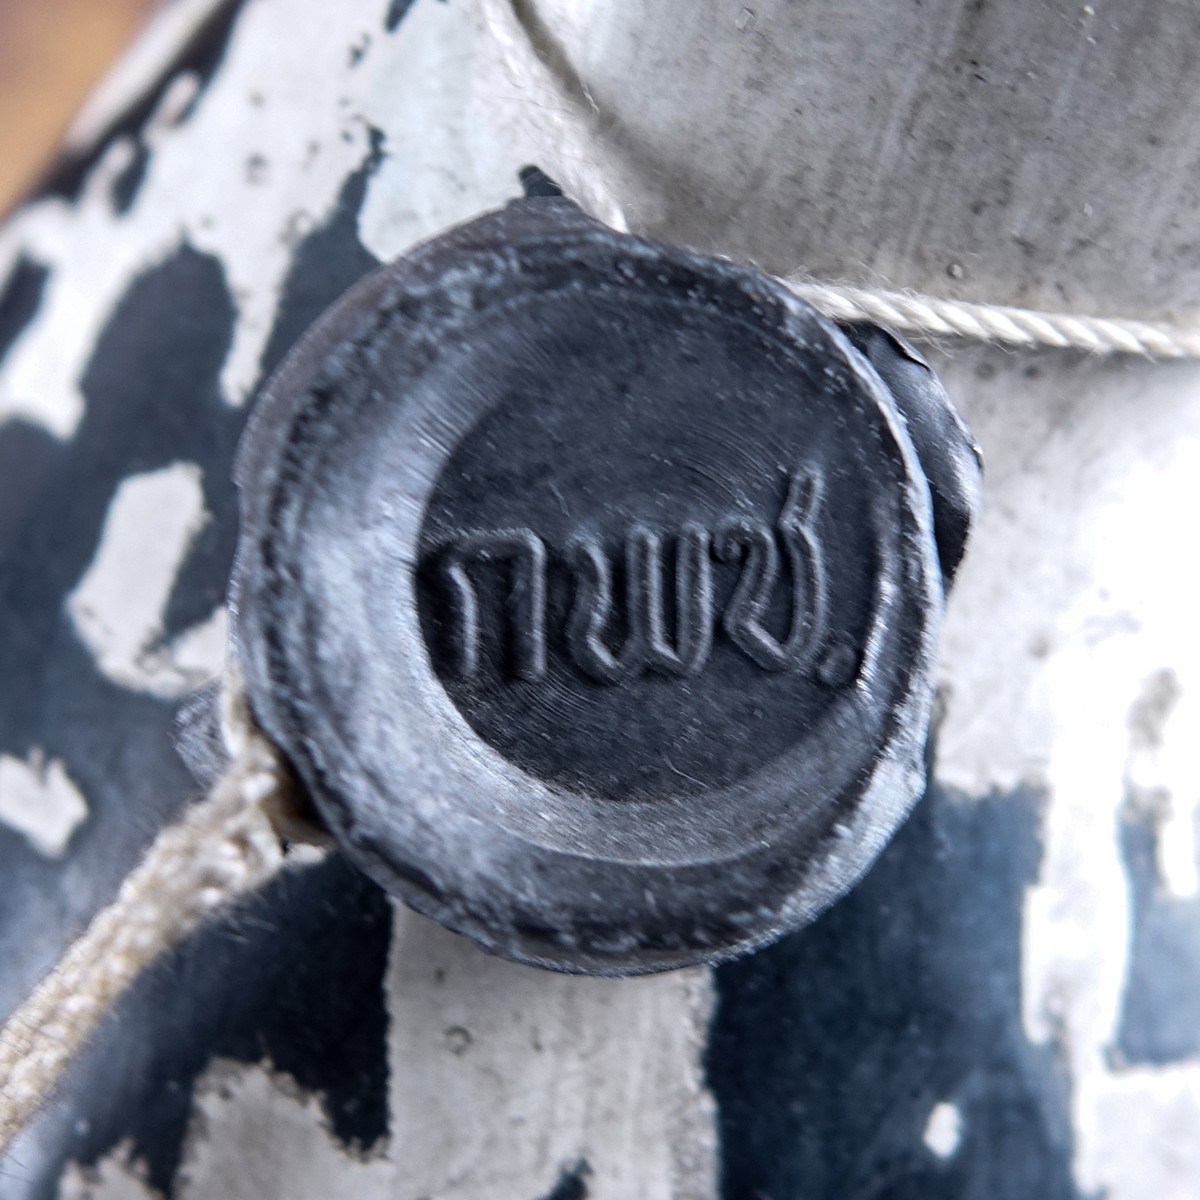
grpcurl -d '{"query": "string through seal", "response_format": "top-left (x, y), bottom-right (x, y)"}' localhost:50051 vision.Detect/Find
top-left (0, 668), bottom-right (312, 1156)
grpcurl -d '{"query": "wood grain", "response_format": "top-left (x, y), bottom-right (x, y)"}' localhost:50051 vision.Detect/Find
top-left (0, 0), bottom-right (159, 213)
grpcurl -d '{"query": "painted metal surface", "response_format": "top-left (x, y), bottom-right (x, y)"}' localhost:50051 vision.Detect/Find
top-left (0, 1), bottom-right (1197, 1197)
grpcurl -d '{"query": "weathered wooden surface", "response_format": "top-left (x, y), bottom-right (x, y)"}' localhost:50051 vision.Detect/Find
top-left (1, 2), bottom-right (1199, 1197)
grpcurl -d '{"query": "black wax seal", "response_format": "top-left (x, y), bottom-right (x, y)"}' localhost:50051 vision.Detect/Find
top-left (229, 198), bottom-right (980, 974)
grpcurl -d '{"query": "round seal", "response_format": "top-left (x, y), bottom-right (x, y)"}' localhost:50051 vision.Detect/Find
top-left (232, 198), bottom-right (965, 974)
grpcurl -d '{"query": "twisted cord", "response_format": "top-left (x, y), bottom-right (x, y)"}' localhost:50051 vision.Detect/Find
top-left (484, 0), bottom-right (1200, 360)
top-left (785, 279), bottom-right (1200, 359)
top-left (0, 671), bottom-right (294, 1157)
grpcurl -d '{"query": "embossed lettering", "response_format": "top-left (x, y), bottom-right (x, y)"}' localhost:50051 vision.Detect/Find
top-left (566, 524), bottom-right (714, 684)
top-left (442, 529), bottom-right (547, 679)
top-left (433, 468), bottom-right (832, 685)
top-left (714, 469), bottom-right (827, 672)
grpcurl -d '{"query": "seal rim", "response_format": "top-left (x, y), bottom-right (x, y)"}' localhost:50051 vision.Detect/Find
top-left (231, 199), bottom-right (943, 974)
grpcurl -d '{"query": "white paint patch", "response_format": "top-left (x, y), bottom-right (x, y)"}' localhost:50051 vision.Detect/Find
top-left (60, 1140), bottom-right (161, 1200)
top-left (375, 910), bottom-right (716, 1200)
top-left (923, 1100), bottom-right (961, 1159)
top-left (178, 1066), bottom-right (378, 1198)
top-left (67, 463), bottom-right (225, 698)
top-left (0, 750), bottom-right (88, 857)
top-left (0, 199), bottom-right (89, 438)
top-left (166, 605), bottom-right (229, 679)
top-left (357, 0), bottom-right (542, 259)
top-left (934, 357), bottom-right (1200, 797)
top-left (1083, 1065), bottom-right (1200, 1200)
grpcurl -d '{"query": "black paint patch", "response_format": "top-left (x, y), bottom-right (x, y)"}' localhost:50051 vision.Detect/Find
top-left (537, 1159), bottom-right (591, 1200)
top-left (60, 856), bottom-right (392, 1196)
top-left (1116, 798), bottom-right (1200, 1064)
top-left (38, 0), bottom-right (244, 204)
top-left (255, 125), bottom-right (386, 382)
top-left (110, 140), bottom-right (153, 215)
top-left (384, 0), bottom-right (418, 33)
top-left (706, 780), bottom-right (1083, 1200)
top-left (0, 256), bottom-right (50, 369)
top-left (162, 132), bottom-right (386, 638)
top-left (349, 33), bottom-right (373, 67)
top-left (0, 421), bottom-right (62, 568)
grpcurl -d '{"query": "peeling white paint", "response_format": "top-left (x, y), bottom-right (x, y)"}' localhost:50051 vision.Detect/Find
top-left (181, 1067), bottom-right (383, 1199)
top-left (61, 1143), bottom-right (159, 1200)
top-left (933, 351), bottom-right (1200, 1199)
top-left (66, 463), bottom-right (225, 698)
top-left (377, 910), bottom-right (716, 1200)
top-left (922, 1100), bottom-right (961, 1159)
top-left (1083, 1065), bottom-right (1200, 1200)
top-left (935, 358), bottom-right (1200, 798)
top-left (63, 909), bottom-right (717, 1200)
top-left (0, 0), bottom-right (542, 441)
top-left (356, 0), bottom-right (546, 261)
top-left (0, 750), bottom-right (88, 857)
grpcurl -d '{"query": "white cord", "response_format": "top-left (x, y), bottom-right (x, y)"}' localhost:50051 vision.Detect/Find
top-left (0, 669), bottom-right (300, 1156)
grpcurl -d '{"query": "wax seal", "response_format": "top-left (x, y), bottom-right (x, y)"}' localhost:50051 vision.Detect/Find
top-left (228, 198), bottom-right (980, 974)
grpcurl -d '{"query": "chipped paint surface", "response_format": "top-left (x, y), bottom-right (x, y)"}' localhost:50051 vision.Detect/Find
top-left (67, 462), bottom-right (223, 698)
top-left (64, 0), bottom-right (238, 155)
top-left (60, 910), bottom-right (717, 1200)
top-left (0, 0), bottom-right (536, 437)
top-left (0, 751), bottom-right (88, 857)
top-left (5, 0), bottom-right (1200, 1196)
top-left (935, 349), bottom-right (1200, 1198)
top-left (0, 3), bottom-right (720, 1198)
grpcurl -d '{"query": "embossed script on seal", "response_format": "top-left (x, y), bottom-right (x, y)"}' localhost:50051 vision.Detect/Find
top-left (431, 467), bottom-right (829, 684)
